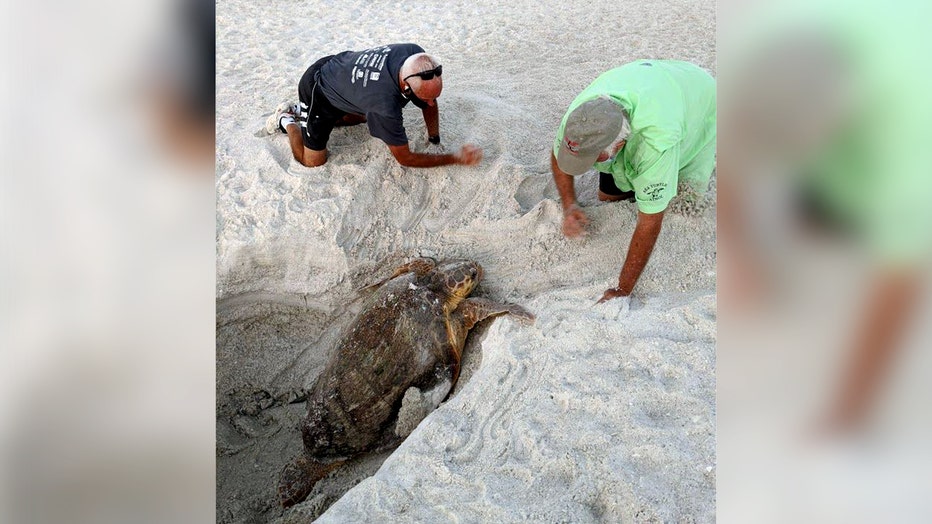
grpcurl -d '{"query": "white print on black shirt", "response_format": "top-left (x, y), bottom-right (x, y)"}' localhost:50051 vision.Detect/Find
top-left (350, 46), bottom-right (391, 88)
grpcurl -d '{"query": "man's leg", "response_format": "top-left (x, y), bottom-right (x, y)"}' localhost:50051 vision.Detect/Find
top-left (285, 123), bottom-right (327, 167)
top-left (288, 97), bottom-right (338, 167)
top-left (290, 54), bottom-right (340, 168)
top-left (598, 172), bottom-right (636, 202)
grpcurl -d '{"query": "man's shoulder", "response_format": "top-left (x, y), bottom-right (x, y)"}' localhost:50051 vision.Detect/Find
top-left (609, 59), bottom-right (705, 73)
top-left (325, 43), bottom-right (424, 66)
top-left (385, 43), bottom-right (425, 54)
top-left (629, 139), bottom-right (669, 165)
top-left (594, 60), bottom-right (710, 87)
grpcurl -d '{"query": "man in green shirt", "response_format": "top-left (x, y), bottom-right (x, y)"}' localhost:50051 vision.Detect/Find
top-left (551, 60), bottom-right (717, 302)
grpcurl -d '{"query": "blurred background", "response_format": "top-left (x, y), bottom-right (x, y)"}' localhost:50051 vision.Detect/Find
top-left (2, 0), bottom-right (930, 522)
top-left (1, 0), bottom-right (215, 522)
top-left (718, 0), bottom-right (932, 521)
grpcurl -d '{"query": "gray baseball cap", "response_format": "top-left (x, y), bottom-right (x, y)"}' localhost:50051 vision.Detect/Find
top-left (556, 96), bottom-right (627, 176)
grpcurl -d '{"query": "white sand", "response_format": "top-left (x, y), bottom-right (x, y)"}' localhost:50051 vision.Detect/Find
top-left (216, 0), bottom-right (716, 522)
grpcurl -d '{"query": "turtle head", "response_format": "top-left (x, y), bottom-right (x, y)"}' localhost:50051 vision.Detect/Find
top-left (429, 260), bottom-right (483, 311)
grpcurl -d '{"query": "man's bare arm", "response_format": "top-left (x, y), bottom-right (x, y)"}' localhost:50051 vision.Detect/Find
top-left (599, 210), bottom-right (664, 302)
top-left (422, 103), bottom-right (440, 140)
top-left (619, 210), bottom-right (664, 294)
top-left (551, 151), bottom-right (589, 237)
top-left (551, 151), bottom-right (578, 211)
top-left (388, 142), bottom-right (481, 167)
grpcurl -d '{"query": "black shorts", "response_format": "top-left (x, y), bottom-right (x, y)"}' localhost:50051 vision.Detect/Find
top-left (297, 55), bottom-right (349, 150)
top-left (598, 172), bottom-right (635, 200)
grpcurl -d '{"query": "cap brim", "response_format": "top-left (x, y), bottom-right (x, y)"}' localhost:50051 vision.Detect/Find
top-left (556, 147), bottom-right (599, 176)
top-left (556, 96), bottom-right (626, 176)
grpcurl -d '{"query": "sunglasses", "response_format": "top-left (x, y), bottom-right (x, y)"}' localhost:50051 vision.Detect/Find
top-left (403, 65), bottom-right (443, 82)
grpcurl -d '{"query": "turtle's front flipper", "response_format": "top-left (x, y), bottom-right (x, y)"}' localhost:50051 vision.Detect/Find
top-left (447, 298), bottom-right (535, 381)
top-left (359, 257), bottom-right (437, 291)
top-left (277, 454), bottom-right (344, 508)
top-left (453, 297), bottom-right (536, 331)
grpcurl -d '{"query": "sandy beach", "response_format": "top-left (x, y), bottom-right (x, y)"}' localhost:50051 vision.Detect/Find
top-left (216, 1), bottom-right (716, 522)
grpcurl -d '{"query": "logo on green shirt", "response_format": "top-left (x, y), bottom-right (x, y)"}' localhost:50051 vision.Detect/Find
top-left (643, 183), bottom-right (666, 201)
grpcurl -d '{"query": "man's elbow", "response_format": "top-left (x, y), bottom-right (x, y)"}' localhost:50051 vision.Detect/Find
top-left (393, 155), bottom-right (416, 167)
top-left (388, 144), bottom-right (414, 166)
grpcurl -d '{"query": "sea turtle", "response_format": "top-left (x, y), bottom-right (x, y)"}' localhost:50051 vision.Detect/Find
top-left (278, 257), bottom-right (534, 507)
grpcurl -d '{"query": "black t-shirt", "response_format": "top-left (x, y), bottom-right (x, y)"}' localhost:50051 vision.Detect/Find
top-left (317, 43), bottom-right (428, 146)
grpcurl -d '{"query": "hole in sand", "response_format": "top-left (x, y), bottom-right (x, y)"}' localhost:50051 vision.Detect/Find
top-left (216, 277), bottom-right (493, 522)
top-left (513, 173), bottom-right (559, 213)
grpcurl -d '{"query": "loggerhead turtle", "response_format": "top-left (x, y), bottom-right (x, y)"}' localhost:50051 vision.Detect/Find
top-left (278, 258), bottom-right (534, 507)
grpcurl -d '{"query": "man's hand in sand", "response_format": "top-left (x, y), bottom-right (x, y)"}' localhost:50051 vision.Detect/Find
top-left (454, 144), bottom-right (483, 166)
top-left (594, 292), bottom-right (630, 321)
top-left (562, 203), bottom-right (589, 238)
top-left (597, 287), bottom-right (628, 304)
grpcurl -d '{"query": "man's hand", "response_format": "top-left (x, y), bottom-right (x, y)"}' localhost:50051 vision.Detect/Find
top-left (597, 287), bottom-right (628, 304)
top-left (454, 144), bottom-right (483, 165)
top-left (562, 203), bottom-right (589, 238)
top-left (388, 142), bottom-right (476, 168)
top-left (594, 292), bottom-right (630, 321)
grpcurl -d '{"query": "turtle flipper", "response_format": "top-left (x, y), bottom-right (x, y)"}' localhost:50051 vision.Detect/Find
top-left (277, 454), bottom-right (343, 508)
top-left (359, 257), bottom-right (438, 292)
top-left (453, 297), bottom-right (536, 331)
top-left (447, 298), bottom-right (535, 382)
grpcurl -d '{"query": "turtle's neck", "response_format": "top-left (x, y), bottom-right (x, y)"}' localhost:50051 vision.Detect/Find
top-left (442, 291), bottom-right (467, 316)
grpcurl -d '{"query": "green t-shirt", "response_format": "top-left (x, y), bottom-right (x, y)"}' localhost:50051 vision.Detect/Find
top-left (553, 60), bottom-right (717, 213)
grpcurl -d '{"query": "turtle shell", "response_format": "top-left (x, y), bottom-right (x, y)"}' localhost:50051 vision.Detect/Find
top-left (300, 269), bottom-right (460, 459)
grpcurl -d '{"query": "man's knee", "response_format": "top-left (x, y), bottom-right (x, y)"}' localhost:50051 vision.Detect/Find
top-left (299, 148), bottom-right (328, 167)
top-left (298, 156), bottom-right (328, 168)
top-left (598, 190), bottom-right (624, 202)
top-left (598, 189), bottom-right (635, 202)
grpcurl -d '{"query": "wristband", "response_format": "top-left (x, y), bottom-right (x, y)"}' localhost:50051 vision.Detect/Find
top-left (428, 135), bottom-right (441, 145)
